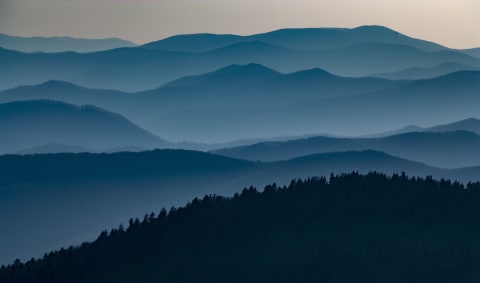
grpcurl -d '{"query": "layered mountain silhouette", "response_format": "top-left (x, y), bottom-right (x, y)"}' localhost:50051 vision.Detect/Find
top-left (0, 80), bottom-right (127, 105)
top-left (13, 144), bottom-right (93, 155)
top-left (149, 63), bottom-right (404, 109)
top-left (1, 26), bottom-right (478, 91)
top-left (149, 70), bottom-right (480, 142)
top-left (0, 149), bottom-right (479, 265)
top-left (2, 24), bottom-right (479, 281)
top-left (142, 25), bottom-right (446, 52)
top-left (213, 130), bottom-right (480, 168)
top-left (0, 64), bottom-right (403, 141)
top-left (0, 100), bottom-right (170, 154)
top-left (426, 118), bottom-right (480, 135)
top-left (364, 118), bottom-right (480, 138)
top-left (458, 47), bottom-right (480, 59)
top-left (0, 33), bottom-right (136, 53)
top-left (1, 68), bottom-right (478, 142)
top-left (370, 62), bottom-right (480, 80)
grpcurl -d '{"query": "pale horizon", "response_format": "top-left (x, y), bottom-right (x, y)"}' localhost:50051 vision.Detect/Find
top-left (1, 0), bottom-right (479, 49)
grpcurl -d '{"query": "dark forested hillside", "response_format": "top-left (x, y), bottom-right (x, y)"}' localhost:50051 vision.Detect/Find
top-left (2, 173), bottom-right (479, 283)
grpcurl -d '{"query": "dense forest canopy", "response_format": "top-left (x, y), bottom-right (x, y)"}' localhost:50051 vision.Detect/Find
top-left (1, 172), bottom-right (479, 283)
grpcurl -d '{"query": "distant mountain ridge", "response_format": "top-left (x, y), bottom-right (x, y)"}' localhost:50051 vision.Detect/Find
top-left (0, 33), bottom-right (136, 53)
top-left (1, 68), bottom-right (478, 142)
top-left (142, 25), bottom-right (447, 52)
top-left (370, 62), bottom-right (480, 80)
top-left (0, 64), bottom-right (406, 141)
top-left (0, 100), bottom-right (170, 154)
top-left (213, 130), bottom-right (480, 168)
top-left (1, 25), bottom-right (478, 92)
top-left (369, 118), bottom-right (480, 137)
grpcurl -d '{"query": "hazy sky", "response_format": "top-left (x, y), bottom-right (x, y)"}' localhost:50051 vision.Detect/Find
top-left (1, 0), bottom-right (479, 48)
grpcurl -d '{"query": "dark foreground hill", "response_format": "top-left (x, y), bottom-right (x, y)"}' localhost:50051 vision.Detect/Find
top-left (0, 149), bottom-right (479, 266)
top-left (1, 172), bottom-right (479, 283)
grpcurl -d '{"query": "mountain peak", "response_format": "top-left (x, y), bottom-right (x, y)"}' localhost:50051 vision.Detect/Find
top-left (162, 63), bottom-right (280, 88)
top-left (212, 63), bottom-right (279, 76)
top-left (289, 67), bottom-right (336, 78)
top-left (38, 80), bottom-right (81, 89)
top-left (352, 25), bottom-right (397, 33)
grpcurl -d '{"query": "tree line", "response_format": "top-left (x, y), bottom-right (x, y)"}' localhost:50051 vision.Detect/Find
top-left (1, 172), bottom-right (479, 283)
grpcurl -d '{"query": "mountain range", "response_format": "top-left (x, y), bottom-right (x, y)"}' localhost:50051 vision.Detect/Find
top-left (2, 25), bottom-right (480, 270)
top-left (1, 26), bottom-right (478, 92)
top-left (370, 62), bottom-right (480, 80)
top-left (142, 25), bottom-right (447, 52)
top-left (1, 148), bottom-right (479, 265)
top-left (1, 65), bottom-right (478, 142)
top-left (213, 130), bottom-right (480, 168)
top-left (0, 100), bottom-right (169, 154)
top-left (0, 33), bottom-right (136, 53)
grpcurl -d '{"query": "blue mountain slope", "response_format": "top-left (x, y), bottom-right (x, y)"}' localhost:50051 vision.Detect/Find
top-left (0, 100), bottom-right (170, 153)
top-left (213, 130), bottom-right (480, 168)
top-left (2, 26), bottom-right (478, 91)
top-left (0, 33), bottom-right (136, 53)
top-left (370, 62), bottom-right (480, 80)
top-left (2, 68), bottom-right (476, 143)
top-left (143, 25), bottom-right (446, 52)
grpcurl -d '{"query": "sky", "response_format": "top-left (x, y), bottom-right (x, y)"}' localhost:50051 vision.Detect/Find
top-left (0, 0), bottom-right (479, 49)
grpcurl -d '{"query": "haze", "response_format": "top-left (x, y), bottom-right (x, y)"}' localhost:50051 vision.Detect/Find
top-left (0, 0), bottom-right (479, 49)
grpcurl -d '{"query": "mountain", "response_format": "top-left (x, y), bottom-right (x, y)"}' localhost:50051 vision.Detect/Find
top-left (250, 25), bottom-right (448, 52)
top-left (213, 131), bottom-right (480, 168)
top-left (0, 149), bottom-right (479, 265)
top-left (147, 70), bottom-right (480, 142)
top-left (0, 80), bottom-right (128, 105)
top-left (141, 33), bottom-right (242, 52)
top-left (313, 42), bottom-right (479, 77)
top-left (370, 118), bottom-right (480, 138)
top-left (0, 47), bottom-right (198, 92)
top-left (2, 172), bottom-right (479, 283)
top-left (142, 25), bottom-right (447, 52)
top-left (150, 63), bottom-right (404, 109)
top-left (0, 65), bottom-right (404, 141)
top-left (2, 26), bottom-right (479, 92)
top-left (370, 62), bottom-right (480, 80)
top-left (426, 118), bottom-right (480, 135)
top-left (458, 47), bottom-right (480, 59)
top-left (1, 70), bottom-right (478, 143)
top-left (0, 33), bottom-right (136, 53)
top-left (0, 100), bottom-right (170, 154)
top-left (13, 143), bottom-right (93, 155)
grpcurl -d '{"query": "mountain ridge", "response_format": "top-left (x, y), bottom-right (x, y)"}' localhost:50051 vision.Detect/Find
top-left (0, 100), bottom-right (171, 154)
top-left (142, 25), bottom-right (448, 52)
top-left (212, 130), bottom-right (480, 168)
top-left (0, 33), bottom-right (136, 53)
top-left (2, 26), bottom-right (479, 91)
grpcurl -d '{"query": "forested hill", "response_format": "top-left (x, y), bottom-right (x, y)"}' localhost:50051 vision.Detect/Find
top-left (2, 172), bottom-right (479, 283)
